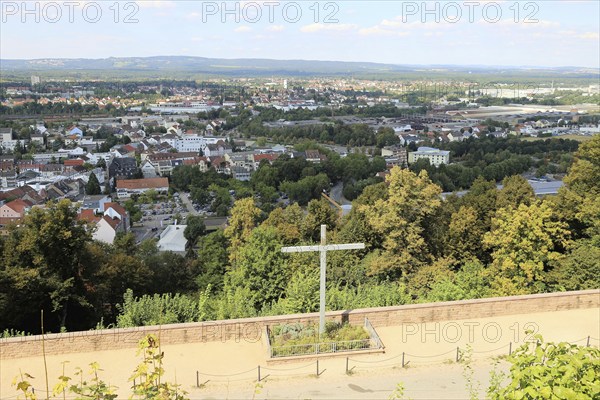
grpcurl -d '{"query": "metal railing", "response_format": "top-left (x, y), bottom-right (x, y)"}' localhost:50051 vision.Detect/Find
top-left (364, 317), bottom-right (383, 349)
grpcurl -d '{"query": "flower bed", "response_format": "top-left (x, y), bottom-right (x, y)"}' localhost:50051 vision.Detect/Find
top-left (268, 320), bottom-right (379, 358)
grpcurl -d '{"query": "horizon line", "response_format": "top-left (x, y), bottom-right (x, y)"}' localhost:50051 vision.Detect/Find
top-left (1, 55), bottom-right (599, 71)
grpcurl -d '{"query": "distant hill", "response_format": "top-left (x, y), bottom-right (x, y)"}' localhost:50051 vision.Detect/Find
top-left (1, 56), bottom-right (598, 79)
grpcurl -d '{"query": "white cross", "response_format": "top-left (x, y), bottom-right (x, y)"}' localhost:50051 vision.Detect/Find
top-left (281, 225), bottom-right (365, 335)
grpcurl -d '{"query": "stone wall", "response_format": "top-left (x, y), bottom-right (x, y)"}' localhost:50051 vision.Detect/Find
top-left (1, 289), bottom-right (598, 360)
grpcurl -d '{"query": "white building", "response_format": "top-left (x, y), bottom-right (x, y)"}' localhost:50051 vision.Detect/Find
top-left (141, 160), bottom-right (158, 178)
top-left (408, 147), bottom-right (450, 166)
top-left (175, 135), bottom-right (206, 153)
top-left (158, 224), bottom-right (187, 253)
top-left (86, 152), bottom-right (115, 166)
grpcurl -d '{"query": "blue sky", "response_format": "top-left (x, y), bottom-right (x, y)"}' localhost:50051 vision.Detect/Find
top-left (1, 1), bottom-right (599, 67)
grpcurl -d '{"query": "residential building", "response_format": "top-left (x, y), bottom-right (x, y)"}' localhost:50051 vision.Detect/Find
top-left (85, 152), bottom-right (114, 166)
top-left (0, 185), bottom-right (44, 204)
top-left (204, 142), bottom-right (232, 157)
top-left (108, 157), bottom-right (138, 180)
top-left (0, 199), bottom-right (32, 225)
top-left (81, 194), bottom-right (111, 214)
top-left (231, 166), bottom-right (252, 181)
top-left (0, 128), bottom-right (13, 143)
top-left (103, 202), bottom-right (129, 231)
top-left (252, 153), bottom-right (279, 169)
top-left (116, 177), bottom-right (169, 198)
top-left (78, 204), bottom-right (127, 244)
top-left (408, 147), bottom-right (450, 166)
top-left (30, 133), bottom-right (45, 146)
top-left (141, 160), bottom-right (158, 178)
top-left (305, 150), bottom-right (326, 164)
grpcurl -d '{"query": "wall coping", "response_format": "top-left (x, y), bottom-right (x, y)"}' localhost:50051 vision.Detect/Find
top-left (2, 289), bottom-right (598, 345)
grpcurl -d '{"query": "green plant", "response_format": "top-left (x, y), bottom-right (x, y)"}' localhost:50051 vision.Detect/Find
top-left (388, 382), bottom-right (412, 400)
top-left (129, 334), bottom-right (188, 400)
top-left (1, 329), bottom-right (29, 338)
top-left (63, 362), bottom-right (117, 400)
top-left (487, 358), bottom-right (507, 400)
top-left (12, 370), bottom-right (37, 400)
top-left (487, 333), bottom-right (600, 399)
top-left (459, 345), bottom-right (480, 400)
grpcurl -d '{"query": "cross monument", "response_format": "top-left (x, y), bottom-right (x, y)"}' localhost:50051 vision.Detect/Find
top-left (281, 225), bottom-right (365, 334)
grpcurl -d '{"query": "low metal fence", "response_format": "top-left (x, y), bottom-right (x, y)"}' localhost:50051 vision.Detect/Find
top-left (268, 318), bottom-right (383, 358)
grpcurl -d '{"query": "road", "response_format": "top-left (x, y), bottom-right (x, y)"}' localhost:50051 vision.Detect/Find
top-left (178, 191), bottom-right (198, 215)
top-left (330, 182), bottom-right (351, 205)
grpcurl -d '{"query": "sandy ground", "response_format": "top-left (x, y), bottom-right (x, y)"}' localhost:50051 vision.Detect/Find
top-left (1, 308), bottom-right (598, 399)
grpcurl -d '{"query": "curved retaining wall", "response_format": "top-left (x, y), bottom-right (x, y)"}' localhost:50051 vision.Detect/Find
top-left (1, 289), bottom-right (598, 360)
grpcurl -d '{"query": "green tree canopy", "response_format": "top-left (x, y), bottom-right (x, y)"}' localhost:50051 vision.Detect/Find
top-left (1, 200), bottom-right (95, 331)
top-left (484, 201), bottom-right (570, 296)
top-left (359, 167), bottom-right (442, 279)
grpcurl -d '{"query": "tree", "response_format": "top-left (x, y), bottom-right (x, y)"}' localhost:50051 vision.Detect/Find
top-left (461, 176), bottom-right (498, 232)
top-left (226, 226), bottom-right (289, 310)
top-left (261, 203), bottom-right (305, 244)
top-left (280, 173), bottom-right (330, 206)
top-left (483, 201), bottom-right (570, 296)
top-left (360, 167), bottom-right (442, 279)
top-left (224, 197), bottom-right (261, 263)
top-left (558, 135), bottom-right (600, 241)
top-left (0, 200), bottom-right (96, 332)
top-left (447, 206), bottom-right (486, 263)
top-left (496, 175), bottom-right (534, 210)
top-left (183, 215), bottom-right (206, 248)
top-left (375, 127), bottom-right (400, 148)
top-left (548, 240), bottom-right (600, 291)
top-left (86, 172), bottom-right (102, 195)
top-left (123, 200), bottom-right (142, 225)
top-left (426, 261), bottom-right (491, 302)
top-left (193, 230), bottom-right (229, 292)
top-left (303, 199), bottom-right (338, 241)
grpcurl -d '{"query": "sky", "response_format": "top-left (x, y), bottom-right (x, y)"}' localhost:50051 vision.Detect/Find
top-left (1, 0), bottom-right (599, 68)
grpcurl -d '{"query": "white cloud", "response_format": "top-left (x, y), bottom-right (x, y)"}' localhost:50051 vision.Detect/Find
top-left (300, 23), bottom-right (357, 33)
top-left (358, 26), bottom-right (408, 37)
top-left (234, 25), bottom-right (253, 33)
top-left (185, 12), bottom-right (201, 20)
top-left (136, 1), bottom-right (176, 9)
top-left (267, 25), bottom-right (284, 32)
top-left (359, 19), bottom-right (453, 37)
top-left (576, 32), bottom-right (599, 40)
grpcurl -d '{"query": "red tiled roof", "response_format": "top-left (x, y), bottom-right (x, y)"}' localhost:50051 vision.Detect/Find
top-left (4, 199), bottom-right (33, 214)
top-left (116, 177), bottom-right (169, 190)
top-left (64, 159), bottom-right (84, 167)
top-left (78, 209), bottom-right (100, 223)
top-left (0, 185), bottom-right (44, 204)
top-left (102, 215), bottom-right (121, 230)
top-left (253, 153), bottom-right (279, 163)
top-left (209, 156), bottom-right (225, 165)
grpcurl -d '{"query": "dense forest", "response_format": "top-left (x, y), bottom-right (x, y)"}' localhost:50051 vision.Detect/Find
top-left (0, 136), bottom-right (598, 335)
